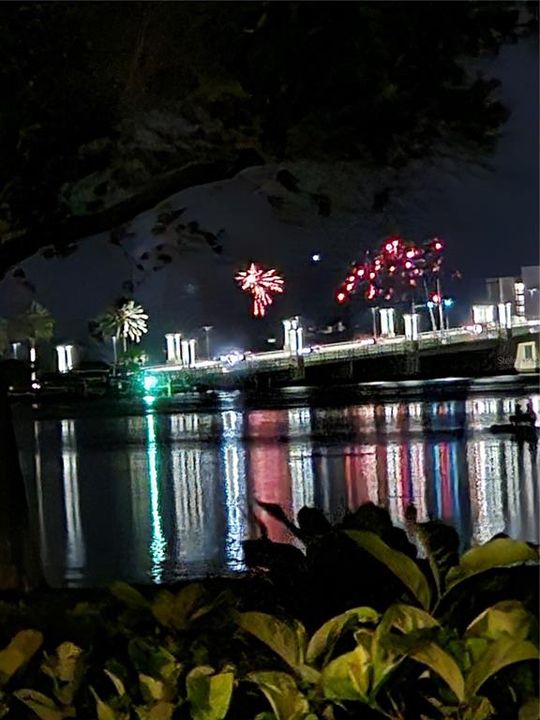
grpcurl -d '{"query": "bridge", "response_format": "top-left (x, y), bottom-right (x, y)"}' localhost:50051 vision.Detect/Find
top-left (142, 321), bottom-right (540, 393)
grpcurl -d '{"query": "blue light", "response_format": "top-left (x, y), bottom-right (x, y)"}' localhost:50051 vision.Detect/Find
top-left (427, 301), bottom-right (434, 309)
top-left (143, 374), bottom-right (158, 391)
top-left (443, 298), bottom-right (455, 308)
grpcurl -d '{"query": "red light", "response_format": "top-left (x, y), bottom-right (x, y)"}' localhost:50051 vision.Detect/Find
top-left (431, 293), bottom-right (440, 304)
top-left (337, 292), bottom-right (346, 304)
top-left (369, 272), bottom-right (376, 279)
top-left (406, 250), bottom-right (415, 259)
top-left (433, 239), bottom-right (443, 251)
top-left (357, 268), bottom-right (365, 277)
top-left (347, 275), bottom-right (355, 283)
top-left (389, 265), bottom-right (396, 273)
top-left (385, 243), bottom-right (393, 252)
top-left (346, 282), bottom-right (354, 291)
top-left (405, 261), bottom-right (412, 269)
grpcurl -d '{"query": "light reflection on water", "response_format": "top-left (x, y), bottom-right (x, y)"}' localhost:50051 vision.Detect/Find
top-left (17, 393), bottom-right (539, 587)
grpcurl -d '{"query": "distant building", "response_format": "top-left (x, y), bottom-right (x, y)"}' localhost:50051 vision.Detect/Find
top-left (521, 265), bottom-right (539, 320)
top-left (486, 276), bottom-right (516, 305)
top-left (485, 266), bottom-right (539, 321)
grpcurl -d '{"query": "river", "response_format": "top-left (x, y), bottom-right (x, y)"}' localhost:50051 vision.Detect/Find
top-left (13, 378), bottom-right (539, 587)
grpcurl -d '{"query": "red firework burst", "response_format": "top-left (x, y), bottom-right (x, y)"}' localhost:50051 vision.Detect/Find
top-left (335, 235), bottom-right (450, 305)
top-left (235, 262), bottom-right (285, 317)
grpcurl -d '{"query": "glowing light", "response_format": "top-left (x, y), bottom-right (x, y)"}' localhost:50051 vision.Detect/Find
top-left (443, 298), bottom-right (454, 308)
top-left (145, 414), bottom-right (166, 582)
top-left (311, 253), bottom-right (321, 262)
top-left (143, 395), bottom-right (156, 405)
top-left (336, 291), bottom-right (346, 304)
top-left (431, 293), bottom-right (441, 304)
top-left (235, 262), bottom-right (284, 317)
top-left (143, 374), bottom-right (158, 391)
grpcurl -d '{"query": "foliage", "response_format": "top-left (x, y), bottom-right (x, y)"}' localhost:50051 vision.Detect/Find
top-left (0, 513), bottom-right (537, 719)
top-left (93, 300), bottom-right (149, 347)
top-left (7, 302), bottom-right (54, 346)
top-left (0, 2), bottom-right (536, 272)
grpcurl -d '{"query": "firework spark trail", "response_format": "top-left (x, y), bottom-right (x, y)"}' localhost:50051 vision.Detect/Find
top-left (335, 236), bottom-right (447, 305)
top-left (235, 262), bottom-right (285, 317)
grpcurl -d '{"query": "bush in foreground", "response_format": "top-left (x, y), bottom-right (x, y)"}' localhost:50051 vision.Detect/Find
top-left (0, 506), bottom-right (537, 719)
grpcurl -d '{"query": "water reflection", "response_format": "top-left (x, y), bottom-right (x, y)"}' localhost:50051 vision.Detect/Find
top-left (19, 392), bottom-right (539, 586)
top-left (60, 419), bottom-right (85, 581)
top-left (221, 410), bottom-right (248, 571)
top-left (146, 414), bottom-right (166, 582)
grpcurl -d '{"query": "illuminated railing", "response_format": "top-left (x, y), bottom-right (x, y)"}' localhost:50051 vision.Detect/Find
top-left (147, 323), bottom-right (534, 378)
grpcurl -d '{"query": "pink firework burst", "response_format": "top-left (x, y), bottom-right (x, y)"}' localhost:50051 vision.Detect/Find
top-left (235, 262), bottom-right (285, 317)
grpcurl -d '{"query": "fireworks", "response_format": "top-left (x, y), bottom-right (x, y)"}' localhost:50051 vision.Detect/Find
top-left (335, 235), bottom-right (447, 305)
top-left (235, 262), bottom-right (285, 317)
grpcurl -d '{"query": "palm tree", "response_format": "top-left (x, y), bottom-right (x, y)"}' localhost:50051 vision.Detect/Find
top-left (95, 300), bottom-right (148, 361)
top-left (7, 302), bottom-right (55, 378)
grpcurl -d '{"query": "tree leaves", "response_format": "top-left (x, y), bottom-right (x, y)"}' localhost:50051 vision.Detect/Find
top-left (446, 539), bottom-right (538, 590)
top-left (0, 630), bottom-right (43, 685)
top-left (345, 530), bottom-right (432, 610)
top-left (186, 666), bottom-right (234, 720)
top-left (238, 612), bottom-right (307, 670)
top-left (247, 671), bottom-right (310, 720)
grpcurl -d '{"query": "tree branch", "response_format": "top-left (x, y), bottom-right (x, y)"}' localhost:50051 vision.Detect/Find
top-left (0, 149), bottom-right (265, 277)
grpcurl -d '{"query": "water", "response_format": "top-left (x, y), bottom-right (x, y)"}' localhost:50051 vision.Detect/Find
top-left (13, 383), bottom-right (539, 587)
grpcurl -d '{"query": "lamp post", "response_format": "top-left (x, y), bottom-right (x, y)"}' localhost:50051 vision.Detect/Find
top-left (371, 307), bottom-right (379, 340)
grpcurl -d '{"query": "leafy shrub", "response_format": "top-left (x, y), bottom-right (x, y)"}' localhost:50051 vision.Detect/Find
top-left (0, 506), bottom-right (537, 719)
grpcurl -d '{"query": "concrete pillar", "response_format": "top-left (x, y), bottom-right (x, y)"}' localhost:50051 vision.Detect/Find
top-left (379, 308), bottom-right (396, 338)
top-left (403, 313), bottom-right (419, 341)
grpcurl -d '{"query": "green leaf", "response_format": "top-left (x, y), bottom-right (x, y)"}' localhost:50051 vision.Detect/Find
top-left (519, 698), bottom-right (540, 720)
top-left (465, 637), bottom-right (539, 698)
top-left (41, 642), bottom-right (85, 706)
top-left (128, 639), bottom-right (181, 684)
top-left (379, 604), bottom-right (439, 635)
top-left (91, 688), bottom-right (128, 720)
top-left (14, 690), bottom-right (69, 720)
top-left (321, 645), bottom-right (371, 702)
top-left (446, 539), bottom-right (538, 590)
top-left (406, 642), bottom-right (465, 703)
top-left (152, 584), bottom-right (207, 630)
top-left (110, 582), bottom-right (149, 609)
top-left (238, 612), bottom-right (307, 669)
top-left (0, 630), bottom-right (43, 684)
top-left (466, 601), bottom-right (537, 642)
top-left (139, 674), bottom-right (166, 702)
top-left (135, 702), bottom-right (175, 720)
top-left (104, 669), bottom-right (126, 696)
top-left (247, 671), bottom-right (310, 720)
top-left (345, 531), bottom-right (431, 610)
top-left (186, 666), bottom-right (234, 720)
top-left (307, 607), bottom-right (379, 666)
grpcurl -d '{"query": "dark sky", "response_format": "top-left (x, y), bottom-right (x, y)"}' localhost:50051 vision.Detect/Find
top-left (1, 40), bottom-right (538, 360)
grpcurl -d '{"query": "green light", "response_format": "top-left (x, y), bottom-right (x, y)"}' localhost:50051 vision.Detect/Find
top-left (143, 374), bottom-right (158, 391)
top-left (143, 395), bottom-right (156, 405)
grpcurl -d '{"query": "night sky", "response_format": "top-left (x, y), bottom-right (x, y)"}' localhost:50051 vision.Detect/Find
top-left (0, 39), bottom-right (538, 361)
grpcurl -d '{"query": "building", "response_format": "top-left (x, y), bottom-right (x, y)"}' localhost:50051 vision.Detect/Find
top-left (521, 265), bottom-right (539, 320)
top-left (485, 266), bottom-right (539, 321)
